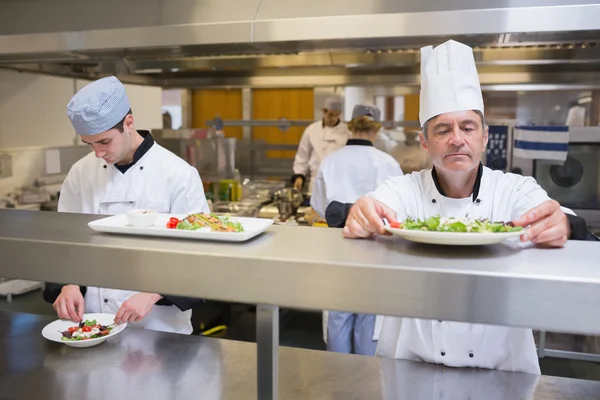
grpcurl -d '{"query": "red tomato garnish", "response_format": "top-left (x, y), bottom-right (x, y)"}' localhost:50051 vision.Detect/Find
top-left (389, 222), bottom-right (402, 229)
top-left (166, 217), bottom-right (179, 229)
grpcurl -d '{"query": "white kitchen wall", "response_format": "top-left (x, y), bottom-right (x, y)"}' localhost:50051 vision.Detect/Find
top-left (0, 70), bottom-right (163, 196)
top-left (0, 70), bottom-right (77, 149)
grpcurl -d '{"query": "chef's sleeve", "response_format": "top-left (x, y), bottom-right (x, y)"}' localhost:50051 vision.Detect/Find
top-left (57, 169), bottom-right (82, 213)
top-left (367, 176), bottom-right (412, 221)
top-left (310, 166), bottom-right (328, 219)
top-left (325, 201), bottom-right (353, 228)
top-left (156, 296), bottom-right (204, 312)
top-left (170, 166), bottom-right (209, 214)
top-left (512, 177), bottom-right (598, 241)
top-left (291, 129), bottom-right (312, 185)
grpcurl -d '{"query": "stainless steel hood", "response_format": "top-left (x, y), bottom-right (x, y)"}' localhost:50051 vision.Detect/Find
top-left (0, 0), bottom-right (599, 88)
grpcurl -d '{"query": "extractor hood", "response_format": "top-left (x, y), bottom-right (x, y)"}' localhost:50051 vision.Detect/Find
top-left (0, 0), bottom-right (599, 88)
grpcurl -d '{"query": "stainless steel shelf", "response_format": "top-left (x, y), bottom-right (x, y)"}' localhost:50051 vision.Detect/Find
top-left (2, 209), bottom-right (600, 335)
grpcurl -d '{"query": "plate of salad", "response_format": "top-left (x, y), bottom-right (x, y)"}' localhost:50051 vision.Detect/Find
top-left (384, 216), bottom-right (524, 246)
top-left (88, 213), bottom-right (273, 242)
top-left (41, 313), bottom-right (127, 348)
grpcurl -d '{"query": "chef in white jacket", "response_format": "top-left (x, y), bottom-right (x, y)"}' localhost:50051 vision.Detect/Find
top-left (43, 76), bottom-right (208, 335)
top-left (292, 96), bottom-right (351, 193)
top-left (342, 40), bottom-right (574, 374)
top-left (311, 104), bottom-right (402, 356)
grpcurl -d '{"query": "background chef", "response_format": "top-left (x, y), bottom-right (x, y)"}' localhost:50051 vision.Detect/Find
top-left (342, 40), bottom-right (579, 374)
top-left (311, 104), bottom-right (402, 356)
top-left (43, 76), bottom-right (208, 335)
top-left (291, 96), bottom-right (351, 194)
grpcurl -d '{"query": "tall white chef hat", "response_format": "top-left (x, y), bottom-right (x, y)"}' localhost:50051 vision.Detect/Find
top-left (67, 76), bottom-right (131, 136)
top-left (419, 40), bottom-right (484, 126)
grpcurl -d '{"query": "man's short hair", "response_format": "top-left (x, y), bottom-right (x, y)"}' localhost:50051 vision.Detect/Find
top-left (422, 110), bottom-right (486, 139)
top-left (111, 109), bottom-right (133, 133)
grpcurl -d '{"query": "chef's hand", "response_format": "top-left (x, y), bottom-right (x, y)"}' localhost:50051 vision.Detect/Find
top-left (53, 284), bottom-right (85, 322)
top-left (293, 177), bottom-right (304, 190)
top-left (115, 293), bottom-right (163, 324)
top-left (343, 196), bottom-right (398, 239)
top-left (512, 200), bottom-right (570, 248)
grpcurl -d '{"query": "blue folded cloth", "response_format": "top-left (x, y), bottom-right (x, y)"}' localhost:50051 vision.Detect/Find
top-left (513, 125), bottom-right (569, 162)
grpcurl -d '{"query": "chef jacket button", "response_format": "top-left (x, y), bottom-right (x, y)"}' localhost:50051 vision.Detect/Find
top-left (469, 352), bottom-right (474, 358)
top-left (441, 351), bottom-right (446, 356)
top-left (475, 198), bottom-right (481, 203)
top-left (103, 165), bottom-right (107, 169)
top-left (432, 199), bottom-right (437, 204)
top-left (140, 166), bottom-right (144, 170)
top-left (104, 298), bottom-right (108, 303)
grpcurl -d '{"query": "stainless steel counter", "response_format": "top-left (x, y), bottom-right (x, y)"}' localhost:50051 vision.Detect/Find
top-left (1, 209), bottom-right (600, 335)
top-left (0, 311), bottom-right (598, 400)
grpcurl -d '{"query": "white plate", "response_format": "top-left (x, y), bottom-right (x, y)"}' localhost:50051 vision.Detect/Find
top-left (384, 226), bottom-right (524, 246)
top-left (88, 214), bottom-right (274, 242)
top-left (41, 313), bottom-right (127, 348)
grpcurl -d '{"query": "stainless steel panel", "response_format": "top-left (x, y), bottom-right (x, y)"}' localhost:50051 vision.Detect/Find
top-left (253, 4), bottom-right (600, 43)
top-left (1, 310), bottom-right (599, 400)
top-left (257, 305), bottom-right (279, 400)
top-left (2, 210), bottom-right (600, 336)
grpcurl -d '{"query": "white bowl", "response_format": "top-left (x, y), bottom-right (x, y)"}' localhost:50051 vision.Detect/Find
top-left (126, 209), bottom-right (158, 227)
top-left (41, 313), bottom-right (127, 348)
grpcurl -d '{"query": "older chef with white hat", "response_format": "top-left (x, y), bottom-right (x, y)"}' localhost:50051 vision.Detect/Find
top-left (43, 76), bottom-right (209, 335)
top-left (342, 40), bottom-right (578, 374)
top-left (311, 103), bottom-right (402, 356)
top-left (291, 96), bottom-right (351, 193)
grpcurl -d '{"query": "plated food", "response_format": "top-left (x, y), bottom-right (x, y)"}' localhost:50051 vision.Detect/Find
top-left (389, 216), bottom-right (522, 233)
top-left (166, 213), bottom-right (245, 232)
top-left (384, 215), bottom-right (524, 246)
top-left (42, 313), bottom-right (127, 348)
top-left (60, 319), bottom-right (114, 341)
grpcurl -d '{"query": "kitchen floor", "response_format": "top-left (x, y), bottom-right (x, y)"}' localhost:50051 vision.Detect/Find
top-left (3, 288), bottom-right (600, 382)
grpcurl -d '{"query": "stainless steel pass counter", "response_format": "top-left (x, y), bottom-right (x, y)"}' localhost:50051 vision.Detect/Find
top-left (2, 209), bottom-right (600, 399)
top-left (1, 311), bottom-right (599, 400)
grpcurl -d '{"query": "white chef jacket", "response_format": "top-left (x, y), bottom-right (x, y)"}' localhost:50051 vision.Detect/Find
top-left (370, 166), bottom-right (548, 374)
top-left (293, 120), bottom-right (351, 193)
top-left (58, 139), bottom-right (209, 334)
top-left (311, 141), bottom-right (403, 219)
top-left (311, 140), bottom-right (403, 343)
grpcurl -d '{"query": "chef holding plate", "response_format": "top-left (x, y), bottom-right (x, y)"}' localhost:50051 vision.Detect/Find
top-left (341, 40), bottom-right (590, 374)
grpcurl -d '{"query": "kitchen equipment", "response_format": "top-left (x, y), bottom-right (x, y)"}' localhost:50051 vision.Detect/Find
top-left (212, 200), bottom-right (266, 217)
top-left (273, 187), bottom-right (303, 221)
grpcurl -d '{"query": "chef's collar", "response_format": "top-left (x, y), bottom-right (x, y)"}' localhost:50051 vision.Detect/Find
top-left (113, 130), bottom-right (154, 174)
top-left (322, 119), bottom-right (342, 128)
top-left (431, 163), bottom-right (483, 202)
top-left (346, 138), bottom-right (373, 147)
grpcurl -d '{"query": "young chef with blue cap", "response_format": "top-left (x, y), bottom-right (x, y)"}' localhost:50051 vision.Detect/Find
top-left (43, 76), bottom-right (208, 334)
top-left (311, 103), bottom-right (402, 356)
top-left (341, 40), bottom-right (578, 374)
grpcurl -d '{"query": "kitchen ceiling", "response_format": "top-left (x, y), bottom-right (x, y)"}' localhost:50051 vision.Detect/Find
top-left (0, 0), bottom-right (599, 88)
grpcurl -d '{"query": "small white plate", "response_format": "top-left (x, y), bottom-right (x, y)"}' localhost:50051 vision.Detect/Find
top-left (41, 313), bottom-right (127, 348)
top-left (384, 226), bottom-right (524, 246)
top-left (88, 214), bottom-right (274, 242)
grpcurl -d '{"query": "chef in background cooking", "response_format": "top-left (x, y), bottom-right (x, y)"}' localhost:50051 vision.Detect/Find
top-left (291, 96), bottom-right (351, 194)
top-left (390, 129), bottom-right (432, 174)
top-left (43, 76), bottom-right (208, 335)
top-left (341, 39), bottom-right (590, 374)
top-left (311, 104), bottom-right (402, 356)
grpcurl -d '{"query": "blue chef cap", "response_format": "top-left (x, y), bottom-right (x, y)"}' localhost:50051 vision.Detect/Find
top-left (67, 76), bottom-right (131, 135)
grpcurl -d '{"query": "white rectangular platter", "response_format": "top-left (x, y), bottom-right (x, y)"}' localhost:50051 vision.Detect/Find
top-left (88, 214), bottom-right (274, 242)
